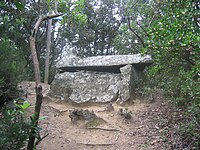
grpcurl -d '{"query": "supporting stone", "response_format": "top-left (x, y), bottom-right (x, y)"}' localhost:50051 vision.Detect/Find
top-left (119, 64), bottom-right (136, 102)
top-left (49, 71), bottom-right (121, 103)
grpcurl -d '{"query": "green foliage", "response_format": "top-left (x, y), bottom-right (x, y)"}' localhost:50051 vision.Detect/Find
top-left (60, 0), bottom-right (123, 57)
top-left (144, 0), bottom-right (200, 148)
top-left (113, 24), bottom-right (141, 54)
top-left (1, 0), bottom-right (65, 84)
top-left (14, 2), bottom-right (25, 11)
top-left (0, 38), bottom-right (28, 86)
top-left (114, 0), bottom-right (160, 54)
top-left (145, 0), bottom-right (200, 105)
top-left (0, 101), bottom-right (31, 150)
top-left (179, 104), bottom-right (200, 148)
top-left (0, 100), bottom-right (47, 149)
top-left (187, 103), bottom-right (200, 144)
top-left (73, 0), bottom-right (87, 23)
top-left (59, 0), bottom-right (87, 24)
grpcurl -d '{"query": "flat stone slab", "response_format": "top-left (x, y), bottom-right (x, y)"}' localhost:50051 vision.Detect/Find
top-left (76, 54), bottom-right (152, 66)
top-left (57, 54), bottom-right (152, 67)
top-left (57, 54), bottom-right (152, 73)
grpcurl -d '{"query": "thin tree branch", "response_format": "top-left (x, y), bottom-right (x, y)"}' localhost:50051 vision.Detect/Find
top-left (127, 17), bottom-right (146, 48)
top-left (35, 133), bottom-right (49, 146)
top-left (148, 14), bottom-right (156, 27)
top-left (137, 21), bottom-right (149, 37)
top-left (31, 13), bottom-right (63, 38)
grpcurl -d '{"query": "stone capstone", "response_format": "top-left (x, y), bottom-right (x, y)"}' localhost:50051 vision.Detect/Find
top-left (57, 54), bottom-right (152, 73)
top-left (49, 54), bottom-right (152, 103)
top-left (57, 54), bottom-right (151, 67)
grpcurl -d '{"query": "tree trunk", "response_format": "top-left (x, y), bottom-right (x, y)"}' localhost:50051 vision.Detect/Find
top-left (27, 12), bottom-right (62, 150)
top-left (44, 18), bottom-right (52, 84)
top-left (29, 16), bottom-right (43, 84)
top-left (30, 36), bottom-right (41, 84)
top-left (27, 85), bottom-right (43, 150)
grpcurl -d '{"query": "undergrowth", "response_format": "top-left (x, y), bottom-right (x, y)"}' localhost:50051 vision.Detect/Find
top-left (0, 101), bottom-right (31, 150)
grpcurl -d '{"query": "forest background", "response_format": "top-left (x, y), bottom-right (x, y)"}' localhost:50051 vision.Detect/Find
top-left (0, 0), bottom-right (199, 149)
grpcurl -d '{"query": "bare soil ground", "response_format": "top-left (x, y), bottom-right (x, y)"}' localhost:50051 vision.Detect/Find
top-left (27, 93), bottom-right (181, 150)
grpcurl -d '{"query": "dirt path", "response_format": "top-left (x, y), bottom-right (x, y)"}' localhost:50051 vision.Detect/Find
top-left (25, 94), bottom-right (180, 150)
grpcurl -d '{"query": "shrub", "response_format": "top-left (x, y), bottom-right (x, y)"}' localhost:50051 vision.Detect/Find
top-left (144, 0), bottom-right (200, 148)
top-left (0, 101), bottom-right (31, 150)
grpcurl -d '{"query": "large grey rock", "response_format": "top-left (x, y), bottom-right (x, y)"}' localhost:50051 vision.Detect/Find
top-left (49, 54), bottom-right (152, 103)
top-left (49, 71), bottom-right (121, 103)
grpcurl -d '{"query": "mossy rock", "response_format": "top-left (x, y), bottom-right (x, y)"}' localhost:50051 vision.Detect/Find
top-left (69, 109), bottom-right (106, 126)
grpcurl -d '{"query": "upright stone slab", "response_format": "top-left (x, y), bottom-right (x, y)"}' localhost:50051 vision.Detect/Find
top-left (48, 72), bottom-right (74, 100)
top-left (49, 71), bottom-right (121, 103)
top-left (69, 71), bottom-right (121, 103)
top-left (119, 65), bottom-right (136, 102)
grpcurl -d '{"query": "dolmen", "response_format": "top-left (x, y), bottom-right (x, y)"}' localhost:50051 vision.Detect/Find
top-left (49, 54), bottom-right (152, 104)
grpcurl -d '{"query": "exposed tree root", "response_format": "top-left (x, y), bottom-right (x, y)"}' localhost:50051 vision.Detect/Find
top-left (78, 142), bottom-right (113, 146)
top-left (86, 127), bottom-right (121, 132)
